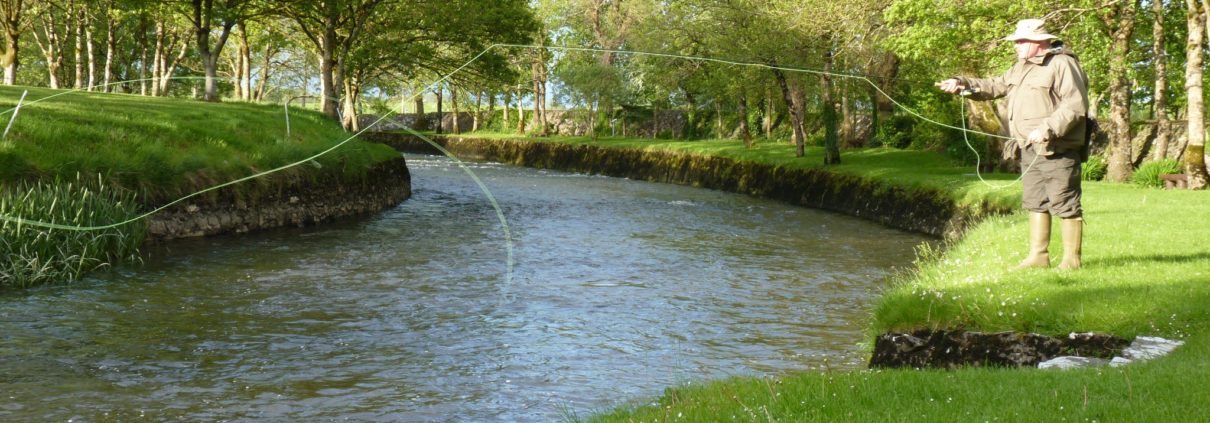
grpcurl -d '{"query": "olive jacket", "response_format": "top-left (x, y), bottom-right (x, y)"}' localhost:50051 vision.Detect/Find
top-left (957, 45), bottom-right (1090, 156)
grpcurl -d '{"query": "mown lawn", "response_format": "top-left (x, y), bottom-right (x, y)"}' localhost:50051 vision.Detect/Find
top-left (441, 131), bottom-right (1210, 422)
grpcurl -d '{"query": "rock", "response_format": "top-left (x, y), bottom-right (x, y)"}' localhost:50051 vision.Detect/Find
top-left (869, 329), bottom-right (1129, 369)
top-left (186, 204), bottom-right (199, 213)
top-left (1121, 336), bottom-right (1184, 361)
top-left (1109, 357), bottom-right (1133, 367)
top-left (1038, 356), bottom-right (1108, 370)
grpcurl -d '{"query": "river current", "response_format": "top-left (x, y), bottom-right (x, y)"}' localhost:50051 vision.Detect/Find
top-left (1, 154), bottom-right (927, 421)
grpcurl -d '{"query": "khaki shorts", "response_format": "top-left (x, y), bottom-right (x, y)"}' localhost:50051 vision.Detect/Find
top-left (1020, 149), bottom-right (1082, 218)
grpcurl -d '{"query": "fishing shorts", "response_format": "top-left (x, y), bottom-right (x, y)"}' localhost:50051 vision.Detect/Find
top-left (1020, 148), bottom-right (1082, 218)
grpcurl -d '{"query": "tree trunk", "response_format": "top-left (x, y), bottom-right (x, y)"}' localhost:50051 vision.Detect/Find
top-left (683, 89), bottom-right (696, 139)
top-left (1153, 0), bottom-right (1171, 161)
top-left (652, 101), bottom-right (660, 139)
top-left (472, 90), bottom-right (482, 132)
top-left (193, 0), bottom-right (236, 103)
top-left (254, 43), bottom-right (274, 101)
top-left (435, 86), bottom-right (443, 134)
top-left (31, 9), bottom-right (63, 89)
top-left (159, 33), bottom-right (189, 95)
top-left (0, 0), bottom-right (21, 85)
top-left (319, 26), bottom-right (339, 118)
top-left (152, 20), bottom-right (165, 96)
top-left (451, 84), bottom-right (460, 134)
top-left (102, 2), bottom-right (116, 92)
top-left (1187, 0), bottom-right (1210, 189)
top-left (821, 45), bottom-right (841, 165)
top-left (502, 91), bottom-right (510, 125)
top-left (515, 90), bottom-right (525, 134)
top-left (773, 68), bottom-right (806, 157)
top-left (239, 22), bottom-right (251, 100)
top-left (486, 90), bottom-right (495, 131)
top-left (738, 91), bottom-right (752, 148)
top-left (1104, 1), bottom-right (1139, 182)
top-left (74, 1), bottom-right (85, 89)
top-left (85, 9), bottom-right (95, 90)
top-left (532, 59), bottom-right (548, 135)
top-left (342, 76), bottom-right (359, 130)
top-left (412, 89), bottom-right (425, 130)
top-left (715, 101), bottom-right (723, 139)
top-left (764, 85), bottom-right (773, 139)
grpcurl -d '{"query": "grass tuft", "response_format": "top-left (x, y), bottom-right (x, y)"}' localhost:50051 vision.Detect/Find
top-left (0, 174), bottom-right (145, 288)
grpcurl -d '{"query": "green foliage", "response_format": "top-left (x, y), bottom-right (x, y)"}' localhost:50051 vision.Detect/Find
top-left (1130, 159), bottom-right (1183, 188)
top-left (1082, 154), bottom-right (1108, 181)
top-left (872, 114), bottom-right (916, 149)
top-left (0, 175), bottom-right (145, 289)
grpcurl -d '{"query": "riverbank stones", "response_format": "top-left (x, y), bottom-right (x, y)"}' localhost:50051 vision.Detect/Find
top-left (868, 329), bottom-right (1129, 369)
top-left (1037, 336), bottom-right (1184, 370)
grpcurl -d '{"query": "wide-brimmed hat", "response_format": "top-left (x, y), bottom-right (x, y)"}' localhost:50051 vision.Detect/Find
top-left (1004, 19), bottom-right (1058, 42)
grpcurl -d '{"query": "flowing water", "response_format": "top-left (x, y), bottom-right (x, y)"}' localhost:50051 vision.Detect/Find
top-left (1, 154), bottom-right (929, 421)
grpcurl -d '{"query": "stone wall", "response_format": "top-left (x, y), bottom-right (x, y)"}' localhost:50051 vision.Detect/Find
top-left (368, 133), bottom-right (1014, 238)
top-left (145, 157), bottom-right (411, 242)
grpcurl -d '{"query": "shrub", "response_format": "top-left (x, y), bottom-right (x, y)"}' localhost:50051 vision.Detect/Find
top-left (1082, 154), bottom-right (1108, 181)
top-left (1130, 159), bottom-right (1182, 188)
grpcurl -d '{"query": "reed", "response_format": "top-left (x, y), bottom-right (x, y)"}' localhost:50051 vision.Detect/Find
top-left (0, 174), bottom-right (145, 289)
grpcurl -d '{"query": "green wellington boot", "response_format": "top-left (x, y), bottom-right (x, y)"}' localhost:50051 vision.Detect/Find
top-left (1014, 212), bottom-right (1051, 270)
top-left (1057, 217), bottom-right (1083, 270)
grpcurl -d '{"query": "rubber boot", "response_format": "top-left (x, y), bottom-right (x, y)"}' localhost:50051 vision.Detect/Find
top-left (1057, 217), bottom-right (1083, 270)
top-left (1014, 212), bottom-right (1051, 269)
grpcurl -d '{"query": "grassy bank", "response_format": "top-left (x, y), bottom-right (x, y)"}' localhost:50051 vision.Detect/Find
top-left (444, 131), bottom-right (1022, 213)
top-left (0, 86), bottom-right (399, 204)
top-left (0, 86), bottom-right (399, 288)
top-left (428, 131), bottom-right (1209, 421)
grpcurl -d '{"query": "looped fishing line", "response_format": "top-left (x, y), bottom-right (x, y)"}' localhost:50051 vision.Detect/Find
top-left (1, 43), bottom-right (1043, 285)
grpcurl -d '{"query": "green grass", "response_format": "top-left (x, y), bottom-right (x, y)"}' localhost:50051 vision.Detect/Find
top-left (0, 85), bottom-right (399, 205)
top-left (438, 131), bottom-right (1022, 212)
top-left (433, 131), bottom-right (1210, 422)
top-left (0, 86), bottom-right (400, 289)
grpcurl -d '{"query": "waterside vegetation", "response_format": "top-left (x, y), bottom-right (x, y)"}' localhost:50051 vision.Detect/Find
top-left (0, 86), bottom-right (400, 289)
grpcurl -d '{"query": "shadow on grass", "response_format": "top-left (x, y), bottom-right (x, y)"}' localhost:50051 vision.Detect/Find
top-left (1085, 252), bottom-right (1210, 268)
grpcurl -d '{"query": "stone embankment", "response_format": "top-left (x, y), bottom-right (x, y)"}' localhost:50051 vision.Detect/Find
top-left (145, 156), bottom-right (411, 241)
top-left (367, 133), bottom-right (1013, 238)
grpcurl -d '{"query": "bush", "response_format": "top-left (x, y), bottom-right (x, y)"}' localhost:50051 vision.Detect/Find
top-left (1082, 155), bottom-right (1108, 181)
top-left (0, 175), bottom-right (145, 289)
top-left (1130, 159), bottom-right (1183, 188)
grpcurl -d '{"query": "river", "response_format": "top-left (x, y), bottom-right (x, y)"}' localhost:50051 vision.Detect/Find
top-left (1, 154), bottom-right (928, 421)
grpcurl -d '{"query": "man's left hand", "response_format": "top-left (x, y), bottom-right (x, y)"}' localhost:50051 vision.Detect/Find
top-left (1027, 128), bottom-right (1048, 144)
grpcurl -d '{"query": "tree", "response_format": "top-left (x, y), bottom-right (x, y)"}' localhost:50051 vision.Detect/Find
top-left (1151, 0), bottom-right (1171, 162)
top-left (1102, 0), bottom-right (1140, 182)
top-left (282, 0), bottom-right (384, 119)
top-left (0, 0), bottom-right (24, 84)
top-left (184, 0), bottom-right (261, 102)
top-left (1186, 0), bottom-right (1209, 189)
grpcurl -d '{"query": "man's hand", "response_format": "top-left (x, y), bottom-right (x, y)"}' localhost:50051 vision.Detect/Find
top-left (937, 79), bottom-right (964, 94)
top-left (1027, 128), bottom-right (1048, 144)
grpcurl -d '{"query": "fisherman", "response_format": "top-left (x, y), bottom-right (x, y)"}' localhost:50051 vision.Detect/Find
top-left (938, 19), bottom-right (1090, 270)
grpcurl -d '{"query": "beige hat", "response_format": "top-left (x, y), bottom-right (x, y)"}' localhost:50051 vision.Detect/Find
top-left (1004, 19), bottom-right (1058, 42)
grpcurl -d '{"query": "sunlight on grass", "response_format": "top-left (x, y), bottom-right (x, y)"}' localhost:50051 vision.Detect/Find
top-left (0, 86), bottom-right (399, 205)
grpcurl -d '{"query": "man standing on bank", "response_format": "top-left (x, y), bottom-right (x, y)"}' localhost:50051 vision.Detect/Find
top-left (938, 19), bottom-right (1090, 270)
